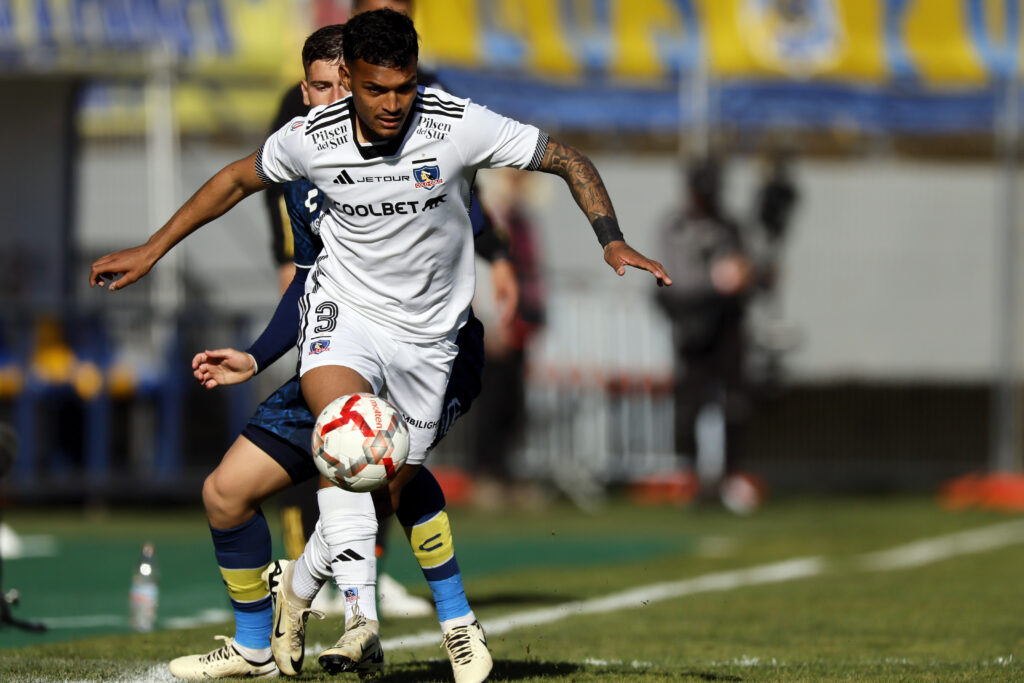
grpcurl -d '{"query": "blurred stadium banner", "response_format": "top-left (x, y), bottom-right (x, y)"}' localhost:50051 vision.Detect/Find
top-left (0, 0), bottom-right (1021, 136)
top-left (416, 0), bottom-right (1020, 83)
top-left (417, 0), bottom-right (1024, 134)
top-left (0, 0), bottom-right (312, 135)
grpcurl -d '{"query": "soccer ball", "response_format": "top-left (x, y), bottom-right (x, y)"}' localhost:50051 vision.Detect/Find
top-left (312, 393), bottom-right (410, 492)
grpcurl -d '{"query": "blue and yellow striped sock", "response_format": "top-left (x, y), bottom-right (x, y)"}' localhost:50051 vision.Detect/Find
top-left (210, 510), bottom-right (273, 649)
top-left (398, 468), bottom-right (472, 624)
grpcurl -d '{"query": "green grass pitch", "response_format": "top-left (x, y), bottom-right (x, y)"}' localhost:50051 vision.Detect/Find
top-left (1, 494), bottom-right (1022, 681)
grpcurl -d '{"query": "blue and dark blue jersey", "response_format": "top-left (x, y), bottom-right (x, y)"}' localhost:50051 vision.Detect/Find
top-left (245, 178), bottom-right (324, 372)
top-left (282, 178), bottom-right (325, 269)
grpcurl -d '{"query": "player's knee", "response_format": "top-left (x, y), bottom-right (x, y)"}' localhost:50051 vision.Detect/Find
top-left (202, 471), bottom-right (255, 526)
top-left (319, 498), bottom-right (377, 549)
top-left (396, 466), bottom-right (445, 527)
top-left (385, 463), bottom-right (421, 515)
top-left (371, 486), bottom-right (395, 521)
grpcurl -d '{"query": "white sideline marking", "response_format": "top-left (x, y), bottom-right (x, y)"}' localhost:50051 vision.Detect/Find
top-left (37, 614), bottom-right (125, 628)
top-left (380, 556), bottom-right (826, 651)
top-left (38, 608), bottom-right (234, 630)
top-left (381, 518), bottom-right (1024, 652)
top-left (163, 608), bottom-right (233, 629)
top-left (64, 666), bottom-right (176, 683)
top-left (1, 523), bottom-right (58, 559)
top-left (583, 657), bottom-right (653, 668)
top-left (858, 519), bottom-right (1024, 571)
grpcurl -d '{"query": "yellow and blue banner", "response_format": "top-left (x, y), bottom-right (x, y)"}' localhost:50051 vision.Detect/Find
top-left (416, 0), bottom-right (1024, 133)
top-left (0, 0), bottom-right (311, 135)
top-left (415, 0), bottom-right (1021, 84)
top-left (0, 0), bottom-right (1021, 133)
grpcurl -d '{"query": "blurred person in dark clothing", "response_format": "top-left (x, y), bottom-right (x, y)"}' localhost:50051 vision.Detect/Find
top-left (747, 150), bottom-right (801, 397)
top-left (471, 170), bottom-right (545, 507)
top-left (655, 157), bottom-right (762, 513)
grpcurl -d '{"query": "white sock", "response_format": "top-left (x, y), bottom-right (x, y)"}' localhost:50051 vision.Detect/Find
top-left (232, 641), bottom-right (271, 663)
top-left (317, 486), bottom-right (379, 624)
top-left (339, 582), bottom-right (378, 625)
top-left (440, 612), bottom-right (477, 634)
top-left (291, 555), bottom-right (324, 602)
top-left (290, 519), bottom-right (330, 602)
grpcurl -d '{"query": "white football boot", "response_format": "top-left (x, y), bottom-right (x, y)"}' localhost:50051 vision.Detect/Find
top-left (442, 620), bottom-right (493, 683)
top-left (317, 607), bottom-right (384, 676)
top-left (262, 559), bottom-right (324, 676)
top-left (168, 636), bottom-right (277, 679)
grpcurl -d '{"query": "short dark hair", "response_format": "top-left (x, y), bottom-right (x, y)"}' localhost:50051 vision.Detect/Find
top-left (341, 8), bottom-right (418, 69)
top-left (302, 24), bottom-right (345, 75)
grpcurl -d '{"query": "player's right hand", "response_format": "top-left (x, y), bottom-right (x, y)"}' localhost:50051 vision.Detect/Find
top-left (603, 240), bottom-right (672, 287)
top-left (192, 348), bottom-right (257, 389)
top-left (89, 243), bottom-right (159, 290)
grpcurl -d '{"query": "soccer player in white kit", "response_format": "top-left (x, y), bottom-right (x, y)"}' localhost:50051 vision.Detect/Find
top-left (90, 9), bottom-right (671, 681)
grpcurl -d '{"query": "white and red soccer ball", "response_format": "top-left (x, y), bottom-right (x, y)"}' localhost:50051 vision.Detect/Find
top-left (312, 393), bottom-right (410, 492)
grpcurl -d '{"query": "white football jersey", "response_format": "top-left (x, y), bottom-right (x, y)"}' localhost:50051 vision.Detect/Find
top-left (256, 86), bottom-right (548, 342)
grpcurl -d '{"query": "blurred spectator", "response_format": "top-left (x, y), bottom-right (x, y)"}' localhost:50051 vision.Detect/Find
top-left (471, 170), bottom-right (546, 508)
top-left (746, 149), bottom-right (802, 398)
top-left (654, 156), bottom-right (762, 513)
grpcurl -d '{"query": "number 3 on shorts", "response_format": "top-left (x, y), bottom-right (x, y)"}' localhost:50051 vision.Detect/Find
top-left (314, 301), bottom-right (338, 333)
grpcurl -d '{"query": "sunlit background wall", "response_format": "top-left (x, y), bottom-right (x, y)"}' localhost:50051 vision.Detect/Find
top-left (2, 0), bottom-right (1023, 504)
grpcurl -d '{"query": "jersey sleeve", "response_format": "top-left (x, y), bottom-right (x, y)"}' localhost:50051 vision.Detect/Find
top-left (255, 116), bottom-right (309, 185)
top-left (454, 102), bottom-right (549, 172)
top-left (283, 181), bottom-right (325, 268)
top-left (263, 187), bottom-right (293, 266)
top-left (245, 268), bottom-right (307, 374)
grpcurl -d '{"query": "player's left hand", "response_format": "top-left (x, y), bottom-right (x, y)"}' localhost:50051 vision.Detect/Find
top-left (192, 348), bottom-right (257, 389)
top-left (89, 243), bottom-right (160, 290)
top-left (603, 241), bottom-right (672, 286)
top-left (490, 258), bottom-right (520, 326)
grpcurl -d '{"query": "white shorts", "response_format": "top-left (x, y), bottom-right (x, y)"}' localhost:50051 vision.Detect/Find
top-left (298, 289), bottom-right (459, 466)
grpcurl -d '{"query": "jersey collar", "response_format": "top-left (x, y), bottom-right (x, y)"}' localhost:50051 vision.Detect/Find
top-left (349, 92), bottom-right (420, 161)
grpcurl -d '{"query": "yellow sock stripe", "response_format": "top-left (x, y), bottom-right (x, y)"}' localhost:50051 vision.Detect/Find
top-left (281, 506), bottom-right (306, 561)
top-left (220, 566), bottom-right (270, 603)
top-left (404, 510), bottom-right (455, 570)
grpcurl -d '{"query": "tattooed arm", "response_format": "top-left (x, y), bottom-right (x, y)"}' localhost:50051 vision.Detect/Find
top-left (537, 138), bottom-right (672, 286)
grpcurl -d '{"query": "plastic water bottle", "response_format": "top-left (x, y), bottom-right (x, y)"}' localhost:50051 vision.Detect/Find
top-left (129, 542), bottom-right (159, 632)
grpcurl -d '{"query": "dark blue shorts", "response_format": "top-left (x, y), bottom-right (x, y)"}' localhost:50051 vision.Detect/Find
top-left (244, 311), bottom-right (485, 483)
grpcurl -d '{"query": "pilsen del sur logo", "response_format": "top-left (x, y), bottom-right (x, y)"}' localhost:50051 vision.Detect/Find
top-left (412, 158), bottom-right (444, 190)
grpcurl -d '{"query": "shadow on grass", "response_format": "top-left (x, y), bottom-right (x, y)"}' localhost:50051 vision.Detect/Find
top-left (376, 659), bottom-right (742, 681)
top-left (377, 658), bottom-right (579, 681)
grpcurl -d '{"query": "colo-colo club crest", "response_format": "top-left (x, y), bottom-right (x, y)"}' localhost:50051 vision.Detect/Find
top-left (413, 160), bottom-right (444, 190)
